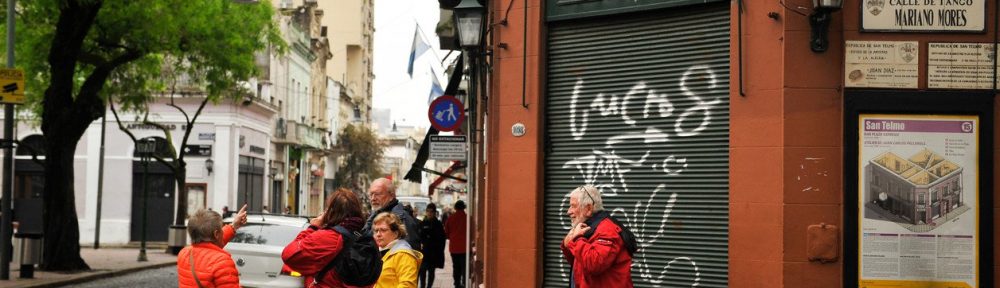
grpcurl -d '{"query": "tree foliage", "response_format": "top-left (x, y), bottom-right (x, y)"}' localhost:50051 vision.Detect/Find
top-left (2, 0), bottom-right (282, 271)
top-left (333, 124), bottom-right (385, 192)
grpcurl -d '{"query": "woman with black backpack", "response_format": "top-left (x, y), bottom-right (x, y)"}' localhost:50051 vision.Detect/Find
top-left (282, 188), bottom-right (380, 288)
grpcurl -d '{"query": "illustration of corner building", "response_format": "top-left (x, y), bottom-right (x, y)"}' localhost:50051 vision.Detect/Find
top-left (866, 149), bottom-right (964, 225)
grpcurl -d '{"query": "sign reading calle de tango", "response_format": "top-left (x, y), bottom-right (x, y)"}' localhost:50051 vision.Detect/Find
top-left (862, 0), bottom-right (985, 32)
top-left (845, 41), bottom-right (920, 88)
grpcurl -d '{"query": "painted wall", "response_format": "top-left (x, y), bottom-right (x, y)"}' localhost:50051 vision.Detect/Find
top-left (484, 0), bottom-right (544, 286)
top-left (732, 0), bottom-right (999, 287)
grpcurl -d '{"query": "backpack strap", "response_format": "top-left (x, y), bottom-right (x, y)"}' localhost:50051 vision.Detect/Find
top-left (313, 225), bottom-right (355, 285)
top-left (606, 216), bottom-right (639, 256)
top-left (189, 247), bottom-right (206, 288)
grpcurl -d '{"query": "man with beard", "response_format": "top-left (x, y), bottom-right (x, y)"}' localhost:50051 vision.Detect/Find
top-left (561, 185), bottom-right (637, 288)
top-left (363, 177), bottom-right (422, 250)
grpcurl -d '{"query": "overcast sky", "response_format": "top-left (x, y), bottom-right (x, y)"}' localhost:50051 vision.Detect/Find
top-left (373, 0), bottom-right (450, 128)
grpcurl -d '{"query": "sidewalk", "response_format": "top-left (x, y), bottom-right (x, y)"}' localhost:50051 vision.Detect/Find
top-left (0, 247), bottom-right (175, 288)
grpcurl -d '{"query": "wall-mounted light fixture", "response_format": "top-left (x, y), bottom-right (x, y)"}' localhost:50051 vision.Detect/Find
top-left (809, 0), bottom-right (843, 53)
top-left (453, 0), bottom-right (485, 49)
top-left (205, 158), bottom-right (214, 175)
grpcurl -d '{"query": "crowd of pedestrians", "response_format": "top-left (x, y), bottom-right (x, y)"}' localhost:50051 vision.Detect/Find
top-left (175, 179), bottom-right (634, 287)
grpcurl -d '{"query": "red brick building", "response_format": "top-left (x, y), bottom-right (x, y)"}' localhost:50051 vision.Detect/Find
top-left (466, 0), bottom-right (998, 287)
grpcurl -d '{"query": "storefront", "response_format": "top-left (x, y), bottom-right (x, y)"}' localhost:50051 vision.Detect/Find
top-left (483, 0), bottom-right (997, 287)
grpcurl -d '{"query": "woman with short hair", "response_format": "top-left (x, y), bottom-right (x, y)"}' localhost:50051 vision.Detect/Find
top-left (373, 212), bottom-right (423, 288)
top-left (177, 205), bottom-right (248, 288)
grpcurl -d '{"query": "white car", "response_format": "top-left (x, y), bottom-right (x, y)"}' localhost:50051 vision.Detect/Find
top-left (224, 214), bottom-right (310, 288)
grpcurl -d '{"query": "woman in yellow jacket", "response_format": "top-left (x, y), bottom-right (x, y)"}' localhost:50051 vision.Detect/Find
top-left (372, 212), bottom-right (424, 288)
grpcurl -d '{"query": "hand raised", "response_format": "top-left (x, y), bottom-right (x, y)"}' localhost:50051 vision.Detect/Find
top-left (310, 213), bottom-right (325, 228)
top-left (232, 204), bottom-right (249, 230)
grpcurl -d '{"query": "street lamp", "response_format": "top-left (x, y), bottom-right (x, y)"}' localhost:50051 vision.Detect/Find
top-left (809, 0), bottom-right (843, 52)
top-left (136, 137), bottom-right (157, 262)
top-left (453, 0), bottom-right (485, 49)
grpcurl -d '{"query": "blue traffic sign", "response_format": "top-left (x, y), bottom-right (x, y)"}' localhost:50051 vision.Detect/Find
top-left (428, 95), bottom-right (465, 132)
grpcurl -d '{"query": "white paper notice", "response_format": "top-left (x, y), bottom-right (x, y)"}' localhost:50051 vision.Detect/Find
top-left (928, 43), bottom-right (998, 89)
top-left (845, 41), bottom-right (919, 89)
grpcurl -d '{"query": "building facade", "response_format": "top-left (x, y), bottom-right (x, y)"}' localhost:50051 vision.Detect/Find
top-left (477, 0), bottom-right (999, 287)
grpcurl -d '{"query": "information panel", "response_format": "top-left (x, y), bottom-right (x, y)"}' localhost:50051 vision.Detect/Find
top-left (927, 43), bottom-right (998, 89)
top-left (845, 41), bottom-right (920, 89)
top-left (858, 114), bottom-right (979, 288)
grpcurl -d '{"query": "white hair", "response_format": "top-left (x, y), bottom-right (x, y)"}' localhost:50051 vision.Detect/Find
top-left (570, 185), bottom-right (603, 211)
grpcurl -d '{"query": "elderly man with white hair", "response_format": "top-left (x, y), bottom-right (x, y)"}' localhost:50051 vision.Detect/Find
top-left (363, 177), bottom-right (422, 250)
top-left (561, 185), bottom-right (638, 288)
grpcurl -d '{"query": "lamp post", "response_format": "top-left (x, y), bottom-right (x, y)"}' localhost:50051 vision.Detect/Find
top-left (809, 0), bottom-right (843, 52)
top-left (453, 0), bottom-right (485, 50)
top-left (136, 137), bottom-right (156, 262)
top-left (451, 1), bottom-right (484, 287)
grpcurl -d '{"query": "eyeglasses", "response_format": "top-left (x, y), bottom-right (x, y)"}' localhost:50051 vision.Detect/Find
top-left (581, 187), bottom-right (597, 206)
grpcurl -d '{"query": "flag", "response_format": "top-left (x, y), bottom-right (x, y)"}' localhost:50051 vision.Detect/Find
top-left (428, 73), bottom-right (444, 103)
top-left (407, 24), bottom-right (430, 78)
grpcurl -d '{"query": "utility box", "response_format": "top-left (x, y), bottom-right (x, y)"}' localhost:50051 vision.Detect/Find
top-left (13, 232), bottom-right (42, 279)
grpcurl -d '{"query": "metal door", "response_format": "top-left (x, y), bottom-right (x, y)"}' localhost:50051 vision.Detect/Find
top-left (544, 3), bottom-right (730, 287)
top-left (130, 162), bottom-right (177, 242)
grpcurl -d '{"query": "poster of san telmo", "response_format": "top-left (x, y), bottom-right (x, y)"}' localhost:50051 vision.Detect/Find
top-left (858, 114), bottom-right (979, 288)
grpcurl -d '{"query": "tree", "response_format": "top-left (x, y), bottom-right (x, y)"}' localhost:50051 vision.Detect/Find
top-left (333, 124), bottom-right (385, 195)
top-left (4, 0), bottom-right (282, 271)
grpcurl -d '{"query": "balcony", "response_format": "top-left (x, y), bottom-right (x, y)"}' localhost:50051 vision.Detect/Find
top-left (272, 120), bottom-right (324, 150)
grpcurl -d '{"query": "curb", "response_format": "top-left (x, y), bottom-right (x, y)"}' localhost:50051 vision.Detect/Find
top-left (18, 262), bottom-right (175, 288)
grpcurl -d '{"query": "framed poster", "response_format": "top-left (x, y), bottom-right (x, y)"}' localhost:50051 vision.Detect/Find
top-left (844, 91), bottom-right (993, 288)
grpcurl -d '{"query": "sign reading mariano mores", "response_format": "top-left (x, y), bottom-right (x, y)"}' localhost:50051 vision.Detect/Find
top-left (862, 0), bottom-right (985, 32)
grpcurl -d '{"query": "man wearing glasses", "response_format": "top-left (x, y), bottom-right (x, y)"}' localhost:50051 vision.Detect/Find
top-left (363, 177), bottom-right (422, 251)
top-left (561, 185), bottom-right (638, 288)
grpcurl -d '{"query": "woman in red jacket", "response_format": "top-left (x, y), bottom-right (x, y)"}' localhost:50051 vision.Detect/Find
top-left (176, 204), bottom-right (249, 288)
top-left (282, 189), bottom-right (371, 288)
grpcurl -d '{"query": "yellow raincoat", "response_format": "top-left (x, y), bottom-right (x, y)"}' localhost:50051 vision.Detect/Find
top-left (376, 240), bottom-right (424, 288)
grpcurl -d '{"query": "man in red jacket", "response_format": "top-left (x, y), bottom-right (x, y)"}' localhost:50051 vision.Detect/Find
top-left (444, 200), bottom-right (467, 288)
top-left (560, 185), bottom-right (635, 288)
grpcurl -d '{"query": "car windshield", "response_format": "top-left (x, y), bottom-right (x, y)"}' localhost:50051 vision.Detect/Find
top-left (230, 223), bottom-right (302, 246)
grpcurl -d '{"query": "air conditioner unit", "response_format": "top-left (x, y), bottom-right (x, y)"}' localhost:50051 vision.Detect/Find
top-left (279, 0), bottom-right (293, 10)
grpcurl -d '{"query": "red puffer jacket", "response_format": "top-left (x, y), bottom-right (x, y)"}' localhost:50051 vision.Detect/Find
top-left (177, 225), bottom-right (239, 288)
top-left (281, 225), bottom-right (373, 288)
top-left (560, 218), bottom-right (634, 288)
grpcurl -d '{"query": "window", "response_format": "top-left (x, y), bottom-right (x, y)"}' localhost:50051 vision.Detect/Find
top-left (237, 156), bottom-right (266, 212)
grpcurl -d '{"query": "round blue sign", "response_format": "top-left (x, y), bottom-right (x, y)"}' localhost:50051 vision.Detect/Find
top-left (428, 95), bottom-right (465, 132)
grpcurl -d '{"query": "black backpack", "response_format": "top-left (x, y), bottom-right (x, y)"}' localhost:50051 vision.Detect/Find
top-left (606, 217), bottom-right (639, 256)
top-left (314, 226), bottom-right (383, 286)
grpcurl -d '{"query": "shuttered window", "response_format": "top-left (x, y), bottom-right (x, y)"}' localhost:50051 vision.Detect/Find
top-left (543, 4), bottom-right (731, 287)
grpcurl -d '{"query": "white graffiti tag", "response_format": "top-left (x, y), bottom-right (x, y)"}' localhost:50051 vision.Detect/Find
top-left (562, 150), bottom-right (649, 198)
top-left (559, 65), bottom-right (720, 286)
top-left (568, 65), bottom-right (722, 141)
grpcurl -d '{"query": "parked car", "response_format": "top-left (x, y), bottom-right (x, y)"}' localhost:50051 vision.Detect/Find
top-left (224, 213), bottom-right (310, 288)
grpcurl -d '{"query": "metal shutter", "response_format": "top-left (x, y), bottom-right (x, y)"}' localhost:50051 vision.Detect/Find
top-left (543, 4), bottom-right (730, 288)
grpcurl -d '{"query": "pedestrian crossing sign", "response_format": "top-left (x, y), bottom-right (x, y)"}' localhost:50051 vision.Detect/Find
top-left (0, 68), bottom-right (25, 104)
top-left (428, 95), bottom-right (465, 132)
